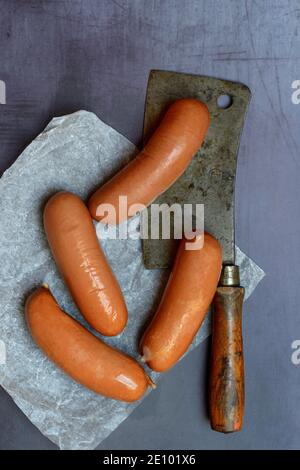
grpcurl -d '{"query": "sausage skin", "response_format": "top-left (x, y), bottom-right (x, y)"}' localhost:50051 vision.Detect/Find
top-left (88, 99), bottom-right (210, 224)
top-left (44, 191), bottom-right (127, 336)
top-left (26, 287), bottom-right (151, 402)
top-left (140, 233), bottom-right (222, 372)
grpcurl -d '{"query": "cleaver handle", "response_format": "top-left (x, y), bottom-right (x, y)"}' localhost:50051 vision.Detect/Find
top-left (209, 265), bottom-right (245, 433)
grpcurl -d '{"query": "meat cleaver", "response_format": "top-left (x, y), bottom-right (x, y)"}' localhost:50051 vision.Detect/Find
top-left (141, 70), bottom-right (251, 433)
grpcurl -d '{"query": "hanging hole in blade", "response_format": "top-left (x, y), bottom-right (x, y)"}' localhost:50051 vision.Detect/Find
top-left (217, 94), bottom-right (233, 109)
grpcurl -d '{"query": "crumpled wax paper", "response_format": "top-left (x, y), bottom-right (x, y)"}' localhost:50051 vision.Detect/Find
top-left (0, 111), bottom-right (265, 450)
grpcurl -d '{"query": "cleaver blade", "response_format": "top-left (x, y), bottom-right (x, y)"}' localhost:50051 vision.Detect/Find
top-left (142, 69), bottom-right (251, 268)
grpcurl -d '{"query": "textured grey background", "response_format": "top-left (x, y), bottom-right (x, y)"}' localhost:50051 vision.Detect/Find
top-left (0, 0), bottom-right (299, 450)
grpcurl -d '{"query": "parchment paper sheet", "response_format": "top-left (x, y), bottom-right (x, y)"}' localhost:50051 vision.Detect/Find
top-left (0, 111), bottom-right (265, 449)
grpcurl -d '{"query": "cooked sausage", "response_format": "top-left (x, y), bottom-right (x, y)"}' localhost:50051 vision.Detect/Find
top-left (140, 232), bottom-right (222, 372)
top-left (88, 99), bottom-right (210, 224)
top-left (26, 286), bottom-right (152, 402)
top-left (44, 191), bottom-right (127, 336)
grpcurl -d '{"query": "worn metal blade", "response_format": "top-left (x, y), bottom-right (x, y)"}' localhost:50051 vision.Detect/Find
top-left (142, 70), bottom-right (251, 269)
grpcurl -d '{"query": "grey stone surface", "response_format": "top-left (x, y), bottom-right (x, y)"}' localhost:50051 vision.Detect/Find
top-left (0, 0), bottom-right (299, 450)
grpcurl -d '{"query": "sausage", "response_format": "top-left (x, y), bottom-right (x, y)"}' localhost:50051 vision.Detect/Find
top-left (88, 99), bottom-right (210, 224)
top-left (26, 287), bottom-right (152, 402)
top-left (140, 232), bottom-right (222, 372)
top-left (44, 191), bottom-right (127, 336)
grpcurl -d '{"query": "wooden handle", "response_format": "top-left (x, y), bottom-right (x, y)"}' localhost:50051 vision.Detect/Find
top-left (209, 285), bottom-right (245, 433)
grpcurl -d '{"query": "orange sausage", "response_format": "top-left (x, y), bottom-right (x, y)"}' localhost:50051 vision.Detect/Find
top-left (44, 191), bottom-right (127, 336)
top-left (26, 287), bottom-right (152, 402)
top-left (88, 99), bottom-right (210, 224)
top-left (140, 232), bottom-right (222, 372)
